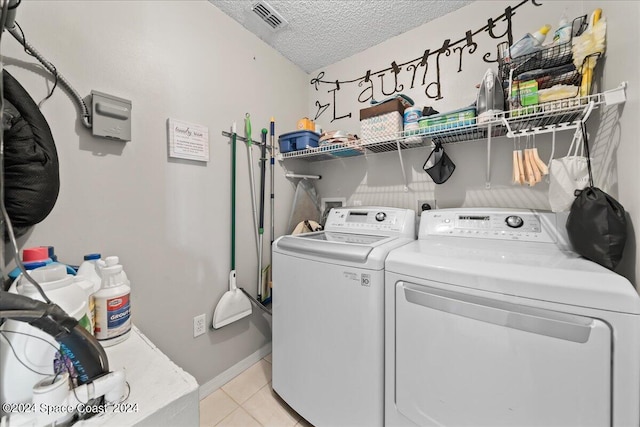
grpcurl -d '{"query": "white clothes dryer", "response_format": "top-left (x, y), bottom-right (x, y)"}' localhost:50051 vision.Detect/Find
top-left (273, 207), bottom-right (415, 427)
top-left (385, 208), bottom-right (640, 427)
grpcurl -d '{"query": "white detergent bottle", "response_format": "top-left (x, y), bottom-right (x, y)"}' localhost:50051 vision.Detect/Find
top-left (104, 255), bottom-right (130, 286)
top-left (76, 253), bottom-right (103, 333)
top-left (94, 260), bottom-right (131, 346)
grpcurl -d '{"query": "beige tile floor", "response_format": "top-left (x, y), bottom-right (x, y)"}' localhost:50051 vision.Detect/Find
top-left (200, 353), bottom-right (313, 427)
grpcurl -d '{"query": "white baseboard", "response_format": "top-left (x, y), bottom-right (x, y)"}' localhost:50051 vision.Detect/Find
top-left (198, 342), bottom-right (272, 400)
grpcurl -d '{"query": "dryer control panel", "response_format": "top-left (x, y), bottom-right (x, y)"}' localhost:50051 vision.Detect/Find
top-left (325, 207), bottom-right (415, 237)
top-left (420, 208), bottom-right (570, 244)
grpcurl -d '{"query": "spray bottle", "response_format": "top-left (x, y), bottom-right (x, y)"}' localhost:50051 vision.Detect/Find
top-left (94, 257), bottom-right (131, 346)
top-left (508, 24), bottom-right (551, 59)
top-left (553, 13), bottom-right (572, 45)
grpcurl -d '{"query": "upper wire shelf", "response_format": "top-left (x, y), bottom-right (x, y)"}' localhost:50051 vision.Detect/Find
top-left (277, 84), bottom-right (626, 162)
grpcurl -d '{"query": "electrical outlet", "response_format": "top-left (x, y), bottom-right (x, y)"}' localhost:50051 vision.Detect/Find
top-left (193, 314), bottom-right (206, 337)
top-left (417, 199), bottom-right (436, 215)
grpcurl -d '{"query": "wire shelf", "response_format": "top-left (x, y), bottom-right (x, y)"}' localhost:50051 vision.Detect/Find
top-left (277, 84), bottom-right (625, 162)
top-left (497, 15), bottom-right (588, 82)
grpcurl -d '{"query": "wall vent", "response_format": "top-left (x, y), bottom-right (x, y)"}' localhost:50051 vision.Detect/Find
top-left (251, 1), bottom-right (288, 31)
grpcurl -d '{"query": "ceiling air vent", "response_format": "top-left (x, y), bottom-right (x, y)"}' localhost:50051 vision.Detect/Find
top-left (251, 1), bottom-right (288, 31)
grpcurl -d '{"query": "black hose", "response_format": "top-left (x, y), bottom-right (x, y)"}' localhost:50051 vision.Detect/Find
top-left (0, 291), bottom-right (109, 382)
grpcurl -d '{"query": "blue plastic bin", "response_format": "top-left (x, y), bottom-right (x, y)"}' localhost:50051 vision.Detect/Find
top-left (278, 130), bottom-right (319, 153)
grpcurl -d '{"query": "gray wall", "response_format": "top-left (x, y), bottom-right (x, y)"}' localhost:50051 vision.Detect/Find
top-left (3, 1), bottom-right (308, 385)
top-left (301, 1), bottom-right (640, 286)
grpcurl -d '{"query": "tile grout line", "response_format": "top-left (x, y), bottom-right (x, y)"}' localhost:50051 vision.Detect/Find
top-left (209, 357), bottom-right (279, 427)
top-left (220, 359), bottom-right (273, 406)
top-left (241, 394), bottom-right (267, 427)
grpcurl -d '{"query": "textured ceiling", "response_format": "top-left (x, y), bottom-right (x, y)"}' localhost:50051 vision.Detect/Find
top-left (209, 0), bottom-right (474, 73)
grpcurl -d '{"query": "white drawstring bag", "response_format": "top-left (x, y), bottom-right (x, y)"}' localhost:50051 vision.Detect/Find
top-left (548, 129), bottom-right (590, 212)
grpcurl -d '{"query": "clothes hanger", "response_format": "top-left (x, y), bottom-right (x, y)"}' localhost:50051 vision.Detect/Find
top-left (530, 133), bottom-right (549, 176)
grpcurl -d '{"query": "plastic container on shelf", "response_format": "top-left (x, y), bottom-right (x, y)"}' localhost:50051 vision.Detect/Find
top-left (15, 264), bottom-right (94, 331)
top-left (94, 259), bottom-right (131, 346)
top-left (402, 105), bottom-right (423, 143)
top-left (8, 246), bottom-right (76, 280)
top-left (403, 106), bottom-right (422, 126)
top-left (508, 25), bottom-right (551, 59)
top-left (278, 130), bottom-right (320, 153)
top-left (418, 106), bottom-right (476, 132)
top-left (77, 253), bottom-right (103, 287)
top-left (553, 14), bottom-right (572, 45)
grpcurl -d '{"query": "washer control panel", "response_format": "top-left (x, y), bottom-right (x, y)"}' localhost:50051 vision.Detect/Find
top-left (420, 209), bottom-right (566, 243)
top-left (325, 207), bottom-right (415, 237)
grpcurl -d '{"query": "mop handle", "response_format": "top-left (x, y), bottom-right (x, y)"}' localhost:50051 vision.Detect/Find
top-left (245, 113), bottom-right (252, 146)
top-left (231, 124), bottom-right (236, 270)
top-left (259, 129), bottom-right (268, 231)
top-left (270, 118), bottom-right (275, 247)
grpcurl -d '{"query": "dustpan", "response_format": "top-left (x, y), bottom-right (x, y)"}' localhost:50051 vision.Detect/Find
top-left (213, 125), bottom-right (252, 329)
top-left (213, 271), bottom-right (252, 328)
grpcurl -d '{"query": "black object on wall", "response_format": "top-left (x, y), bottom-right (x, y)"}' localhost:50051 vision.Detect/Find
top-left (2, 69), bottom-right (59, 237)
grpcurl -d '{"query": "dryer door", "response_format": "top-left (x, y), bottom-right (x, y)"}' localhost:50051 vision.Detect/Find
top-left (394, 281), bottom-right (612, 427)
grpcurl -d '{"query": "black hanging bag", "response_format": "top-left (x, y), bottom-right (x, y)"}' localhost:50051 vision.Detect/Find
top-left (2, 70), bottom-right (59, 237)
top-left (566, 122), bottom-right (627, 270)
top-left (422, 142), bottom-right (456, 184)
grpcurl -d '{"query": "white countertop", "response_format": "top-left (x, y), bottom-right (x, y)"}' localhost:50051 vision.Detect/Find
top-left (78, 326), bottom-right (199, 426)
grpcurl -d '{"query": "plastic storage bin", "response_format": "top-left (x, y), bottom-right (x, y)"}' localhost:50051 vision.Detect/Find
top-left (418, 107), bottom-right (476, 132)
top-left (278, 130), bottom-right (320, 153)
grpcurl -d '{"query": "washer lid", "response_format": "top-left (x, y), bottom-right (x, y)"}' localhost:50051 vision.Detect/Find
top-left (276, 231), bottom-right (396, 264)
top-left (386, 238), bottom-right (640, 314)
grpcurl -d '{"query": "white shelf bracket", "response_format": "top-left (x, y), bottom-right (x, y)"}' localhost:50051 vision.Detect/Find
top-left (485, 123), bottom-right (492, 189)
top-left (396, 140), bottom-right (409, 192)
top-left (501, 116), bottom-right (515, 138)
top-left (580, 100), bottom-right (596, 125)
top-left (603, 82), bottom-right (627, 106)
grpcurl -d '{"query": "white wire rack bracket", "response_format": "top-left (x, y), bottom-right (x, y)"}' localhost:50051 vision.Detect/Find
top-left (602, 82), bottom-right (627, 106)
top-left (503, 97), bottom-right (598, 138)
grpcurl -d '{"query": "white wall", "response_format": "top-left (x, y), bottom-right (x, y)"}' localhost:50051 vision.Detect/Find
top-left (302, 1), bottom-right (640, 285)
top-left (3, 1), bottom-right (308, 384)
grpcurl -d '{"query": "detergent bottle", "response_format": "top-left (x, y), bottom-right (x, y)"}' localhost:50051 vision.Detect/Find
top-left (508, 24), bottom-right (551, 59)
top-left (7, 246), bottom-right (76, 281)
top-left (104, 255), bottom-right (129, 285)
top-left (76, 253), bottom-right (103, 333)
top-left (94, 258), bottom-right (131, 346)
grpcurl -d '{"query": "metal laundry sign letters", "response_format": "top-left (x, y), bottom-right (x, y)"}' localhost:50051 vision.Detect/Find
top-left (310, 0), bottom-right (543, 123)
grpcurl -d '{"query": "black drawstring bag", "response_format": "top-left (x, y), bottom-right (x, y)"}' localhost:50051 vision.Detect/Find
top-left (566, 122), bottom-right (627, 270)
top-left (423, 142), bottom-right (455, 184)
top-left (2, 70), bottom-right (59, 237)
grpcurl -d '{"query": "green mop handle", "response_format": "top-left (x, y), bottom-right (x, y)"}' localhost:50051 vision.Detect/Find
top-left (245, 113), bottom-right (252, 147)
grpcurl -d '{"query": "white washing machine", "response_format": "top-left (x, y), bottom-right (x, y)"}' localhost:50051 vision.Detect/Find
top-left (385, 208), bottom-right (640, 427)
top-left (273, 206), bottom-right (415, 427)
